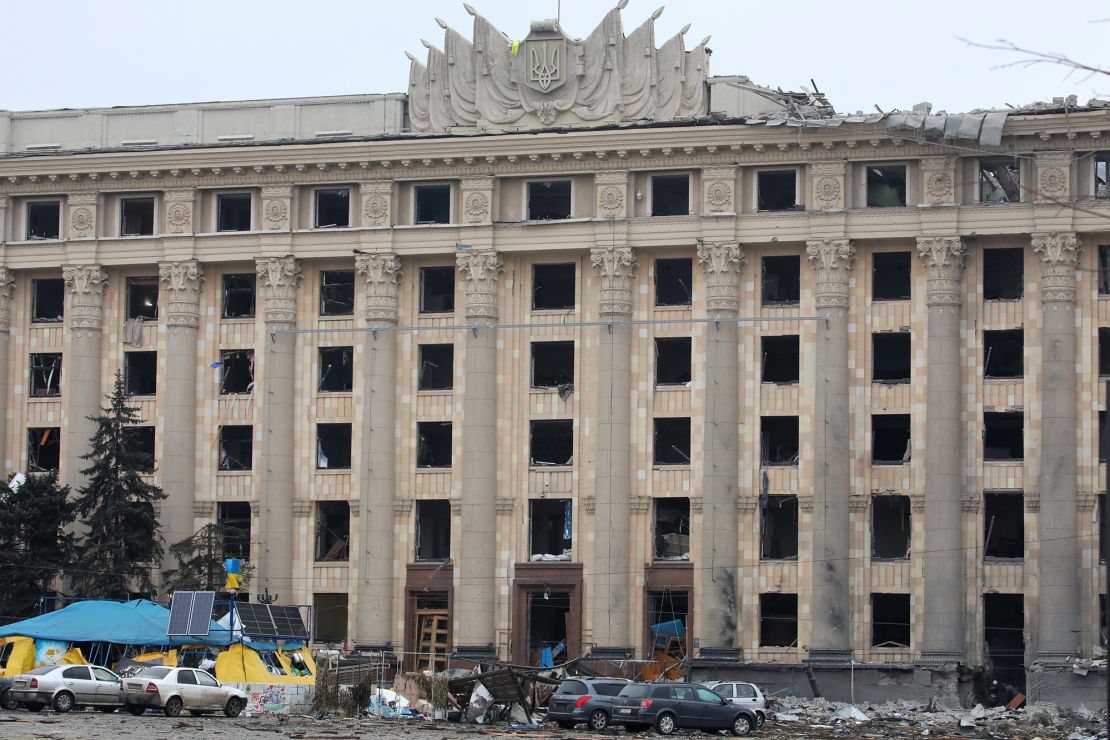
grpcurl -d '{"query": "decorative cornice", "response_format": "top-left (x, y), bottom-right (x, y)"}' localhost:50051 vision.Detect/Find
top-left (1077, 492), bottom-right (1098, 512)
top-left (590, 246), bottom-right (636, 318)
top-left (697, 241), bottom-right (743, 317)
top-left (1032, 232), bottom-right (1079, 304)
top-left (910, 493), bottom-right (925, 513)
top-left (256, 256), bottom-right (302, 325)
top-left (960, 498), bottom-right (980, 513)
top-left (393, 498), bottom-right (414, 516)
top-left (0, 267), bottom-right (14, 332)
top-left (62, 264), bottom-right (108, 330)
top-left (356, 252), bottom-right (402, 326)
top-left (916, 236), bottom-right (966, 307)
top-left (456, 250), bottom-right (502, 322)
top-left (848, 496), bottom-right (869, 513)
top-left (158, 260), bottom-right (204, 328)
top-left (805, 239), bottom-right (855, 310)
top-left (798, 496), bottom-right (814, 512)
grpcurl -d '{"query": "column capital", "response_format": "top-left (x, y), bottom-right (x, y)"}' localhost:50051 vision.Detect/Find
top-left (916, 236), bottom-right (966, 306)
top-left (256, 256), bottom-right (302, 325)
top-left (696, 241), bottom-right (744, 317)
top-left (456, 249), bottom-right (503, 322)
top-left (805, 239), bottom-right (855, 310)
top-left (163, 188), bottom-right (195, 234)
top-left (158, 260), bottom-right (205, 328)
top-left (1033, 232), bottom-right (1079, 304)
top-left (595, 170), bottom-right (628, 218)
top-left (359, 180), bottom-right (393, 227)
top-left (0, 195), bottom-right (9, 209)
top-left (63, 264), bottom-right (108, 330)
top-left (0, 266), bottom-right (14, 332)
top-left (590, 246), bottom-right (637, 318)
top-left (356, 252), bottom-right (402, 326)
top-left (261, 184), bottom-right (293, 231)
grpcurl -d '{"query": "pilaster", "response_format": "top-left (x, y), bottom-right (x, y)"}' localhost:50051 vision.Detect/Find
top-left (701, 165), bottom-right (737, 214)
top-left (261, 184), bottom-right (293, 231)
top-left (457, 250), bottom-right (503, 322)
top-left (0, 195), bottom-right (9, 243)
top-left (460, 176), bottom-right (494, 225)
top-left (359, 180), bottom-right (393, 227)
top-left (0, 266), bottom-right (13, 472)
top-left (595, 171), bottom-right (629, 219)
top-left (62, 265), bottom-right (108, 492)
top-left (67, 193), bottom-right (98, 240)
top-left (810, 162), bottom-right (846, 211)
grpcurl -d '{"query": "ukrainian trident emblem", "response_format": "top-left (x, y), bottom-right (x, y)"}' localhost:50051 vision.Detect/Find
top-left (524, 37), bottom-right (566, 93)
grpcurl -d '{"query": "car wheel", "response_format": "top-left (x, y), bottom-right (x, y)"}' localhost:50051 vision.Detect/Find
top-left (126, 704), bottom-right (146, 716)
top-left (588, 709), bottom-right (609, 731)
top-left (96, 706), bottom-right (116, 713)
top-left (756, 711), bottom-right (765, 727)
top-left (52, 691), bottom-right (75, 713)
top-left (163, 696), bottom-right (184, 717)
top-left (25, 702), bottom-right (45, 712)
top-left (556, 720), bottom-right (575, 729)
top-left (731, 714), bottom-right (752, 736)
top-left (223, 697), bottom-right (244, 718)
top-left (654, 712), bottom-right (677, 735)
top-left (0, 689), bottom-right (18, 711)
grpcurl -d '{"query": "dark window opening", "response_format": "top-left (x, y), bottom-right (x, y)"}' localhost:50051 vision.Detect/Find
top-left (873, 333), bottom-right (911, 383)
top-left (761, 416), bottom-right (799, 466)
top-left (124, 352), bottom-right (157, 396)
top-left (30, 353), bottom-right (61, 398)
top-left (316, 423), bottom-right (352, 470)
top-left (31, 279), bottom-right (64, 323)
top-left (761, 256), bottom-right (800, 305)
top-left (654, 417), bottom-right (691, 465)
top-left (530, 420), bottom-right (573, 467)
top-left (419, 344), bottom-right (454, 390)
top-left (654, 258), bottom-right (692, 306)
top-left (417, 421), bottom-right (452, 468)
top-left (527, 590), bottom-right (570, 666)
top-left (762, 335), bottom-right (800, 383)
top-left (217, 502), bottom-right (251, 560)
top-left (647, 591), bottom-right (689, 658)
top-left (121, 197), bottom-right (155, 236)
top-left (866, 165), bottom-right (907, 207)
top-left (222, 274), bottom-right (256, 319)
top-left (314, 189), bottom-right (350, 228)
top-left (27, 201), bottom-right (61, 240)
top-left (1097, 155), bottom-right (1109, 199)
top-left (320, 270), bottom-right (355, 316)
top-left (1100, 328), bottom-right (1110, 374)
top-left (527, 180), bottom-right (572, 220)
top-left (1100, 247), bottom-right (1110, 295)
top-left (1101, 494), bottom-right (1107, 564)
top-left (532, 341), bottom-right (574, 390)
top-left (28, 427), bottom-right (60, 472)
top-left (984, 593), bottom-right (1025, 692)
top-left (655, 337), bottom-right (692, 386)
top-left (415, 500), bottom-right (451, 561)
top-left (983, 248), bottom-right (1024, 301)
top-left (758, 170), bottom-right (797, 211)
top-left (979, 157), bottom-right (1021, 203)
top-left (529, 499), bottom-right (572, 559)
top-left (984, 492), bottom-right (1024, 559)
top-left (123, 426), bottom-right (155, 474)
top-left (1101, 593), bottom-right (1107, 649)
top-left (414, 184), bottom-right (451, 224)
top-left (314, 501), bottom-right (350, 561)
top-left (216, 193), bottom-right (252, 232)
top-left (651, 174), bottom-right (690, 216)
top-left (219, 349), bottom-right (254, 395)
top-left (126, 277), bottom-right (159, 320)
top-left (873, 414), bottom-right (911, 464)
top-left (420, 266), bottom-right (455, 314)
top-left (313, 593), bottom-right (348, 643)
top-left (654, 498), bottom-right (690, 560)
top-left (871, 593), bottom-right (911, 648)
top-left (873, 252), bottom-right (911, 301)
top-left (984, 412), bottom-right (1024, 460)
top-left (872, 495), bottom-right (912, 560)
top-left (760, 495), bottom-right (799, 560)
top-left (218, 425), bottom-right (253, 471)
top-left (984, 330), bottom-right (1024, 378)
top-left (532, 263), bottom-right (576, 310)
top-left (759, 593), bottom-right (798, 647)
top-left (318, 346), bottom-right (354, 393)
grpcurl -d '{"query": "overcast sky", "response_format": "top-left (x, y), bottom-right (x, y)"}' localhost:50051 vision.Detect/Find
top-left (1, 0), bottom-right (1105, 115)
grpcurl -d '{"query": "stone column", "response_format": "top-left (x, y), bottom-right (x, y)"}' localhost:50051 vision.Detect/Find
top-left (62, 265), bottom-right (108, 490)
top-left (1032, 232), bottom-right (1080, 663)
top-left (589, 246), bottom-right (636, 657)
top-left (0, 195), bottom-right (9, 243)
top-left (0, 267), bottom-right (13, 469)
top-left (916, 237), bottom-right (966, 666)
top-left (354, 252), bottom-right (401, 650)
top-left (454, 249), bottom-right (502, 660)
top-left (255, 256), bottom-right (302, 600)
top-left (805, 239), bottom-right (854, 663)
top-left (697, 242), bottom-right (744, 656)
top-left (157, 260), bottom-right (204, 562)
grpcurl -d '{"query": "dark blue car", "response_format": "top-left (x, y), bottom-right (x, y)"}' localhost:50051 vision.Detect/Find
top-left (546, 677), bottom-right (629, 731)
top-left (611, 682), bottom-right (758, 736)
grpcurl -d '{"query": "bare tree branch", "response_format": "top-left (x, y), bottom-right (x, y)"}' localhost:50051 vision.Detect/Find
top-left (957, 37), bottom-right (1108, 84)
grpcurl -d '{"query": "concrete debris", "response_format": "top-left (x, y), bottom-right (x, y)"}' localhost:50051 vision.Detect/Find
top-left (831, 705), bottom-right (870, 722)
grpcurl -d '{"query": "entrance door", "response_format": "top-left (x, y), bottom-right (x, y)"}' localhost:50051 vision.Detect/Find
top-left (526, 591), bottom-right (570, 667)
top-left (984, 593), bottom-right (1025, 693)
top-left (413, 594), bottom-right (450, 673)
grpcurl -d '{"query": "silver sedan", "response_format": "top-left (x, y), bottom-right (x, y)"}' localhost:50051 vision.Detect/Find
top-left (8, 664), bottom-right (122, 713)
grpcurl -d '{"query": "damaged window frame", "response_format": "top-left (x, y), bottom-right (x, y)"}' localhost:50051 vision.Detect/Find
top-left (217, 502), bottom-right (251, 561)
top-left (760, 415), bottom-right (799, 466)
top-left (979, 157), bottom-right (1022, 204)
top-left (529, 499), bottom-right (573, 561)
top-left (419, 266), bottom-right (455, 314)
top-left (416, 421), bottom-right (452, 468)
top-left (872, 251), bottom-right (911, 301)
top-left (26, 199), bottom-right (62, 241)
top-left (31, 278), bottom-right (65, 324)
top-left (655, 336), bottom-right (692, 387)
top-left (314, 501), bottom-right (350, 562)
top-left (218, 425), bottom-right (253, 471)
top-left (1096, 154), bottom-right (1109, 200)
top-left (871, 593), bottom-right (911, 648)
top-left (215, 191), bottom-right (253, 232)
top-left (653, 497), bottom-right (690, 561)
top-left (982, 248), bottom-right (1024, 301)
top-left (1100, 328), bottom-right (1110, 375)
top-left (29, 353), bottom-right (62, 398)
top-left (316, 423), bottom-right (352, 470)
top-left (526, 179), bottom-right (573, 221)
top-left (760, 495), bottom-right (799, 561)
top-left (221, 273), bottom-right (256, 319)
top-left (650, 173), bottom-right (691, 217)
top-left (318, 346), bottom-right (354, 393)
top-left (756, 169), bottom-right (799, 212)
top-left (313, 188), bottom-right (351, 229)
top-left (761, 335), bottom-right (800, 384)
top-left (872, 332), bottom-right (911, 384)
top-left (654, 257), bottom-right (693, 307)
top-left (865, 164), bottom-right (908, 208)
top-left (872, 414), bottom-right (911, 465)
top-left (120, 196), bottom-right (156, 237)
top-left (983, 491), bottom-right (1024, 560)
top-left (219, 349), bottom-right (254, 395)
top-left (759, 592), bottom-right (798, 648)
top-left (414, 500), bottom-right (451, 562)
top-left (413, 183), bottom-right (452, 225)
top-left (531, 341), bottom-right (574, 393)
top-left (418, 344), bottom-right (454, 391)
top-left (653, 417), bottom-right (691, 466)
top-left (126, 276), bottom-right (159, 321)
top-left (123, 351), bottom-right (158, 397)
top-left (983, 329), bottom-right (1024, 379)
top-left (871, 495), bottom-right (912, 560)
top-left (319, 270), bottom-right (355, 316)
top-left (123, 426), bottom-right (156, 474)
top-left (761, 255), bottom-right (801, 306)
top-left (983, 411), bottom-right (1024, 461)
top-left (529, 419), bottom-right (574, 467)
top-left (531, 262), bottom-right (576, 311)
top-left (27, 427), bottom-right (61, 472)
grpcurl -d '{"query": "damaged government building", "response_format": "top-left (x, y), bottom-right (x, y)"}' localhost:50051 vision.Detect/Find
top-left (1, 2), bottom-right (1109, 708)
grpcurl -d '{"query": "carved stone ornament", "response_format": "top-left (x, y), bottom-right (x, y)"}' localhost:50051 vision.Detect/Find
top-left (356, 252), bottom-right (402, 326)
top-left (1038, 167), bottom-right (1067, 198)
top-left (496, 498), bottom-right (516, 515)
top-left (960, 498), bottom-right (981, 513)
top-left (805, 239), bottom-right (855, 310)
top-left (814, 177), bottom-right (842, 209)
top-left (926, 172), bottom-right (953, 203)
top-left (583, 495), bottom-right (596, 514)
top-left (798, 496), bottom-right (814, 513)
top-left (70, 207), bottom-right (94, 237)
top-left (256, 256), bottom-right (302, 325)
top-left (598, 186), bottom-right (625, 215)
top-left (590, 246), bottom-right (637, 318)
top-left (630, 496), bottom-right (649, 513)
top-left (848, 496), bottom-right (869, 513)
top-left (916, 237), bottom-right (966, 307)
top-left (363, 195), bottom-right (389, 225)
top-left (736, 499), bottom-right (758, 514)
top-left (394, 498), bottom-right (414, 516)
top-left (457, 250), bottom-right (503, 322)
top-left (464, 191), bottom-right (489, 221)
top-left (705, 181), bottom-right (732, 211)
top-left (1078, 492), bottom-right (1098, 512)
top-left (1032, 232), bottom-right (1079, 304)
top-left (697, 241), bottom-right (744, 317)
top-left (910, 493), bottom-right (925, 513)
top-left (62, 264), bottom-right (108, 331)
top-left (1035, 152), bottom-right (1072, 201)
top-left (0, 266), bottom-right (15, 332)
top-left (165, 191), bottom-right (193, 234)
top-left (158, 260), bottom-right (205, 328)
top-left (263, 199), bottom-right (289, 228)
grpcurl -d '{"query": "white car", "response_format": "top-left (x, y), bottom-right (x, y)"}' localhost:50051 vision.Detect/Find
top-left (120, 666), bottom-right (247, 717)
top-left (8, 664), bottom-right (122, 713)
top-left (705, 681), bottom-right (767, 726)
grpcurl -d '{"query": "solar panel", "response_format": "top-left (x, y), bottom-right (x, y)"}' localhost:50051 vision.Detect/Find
top-left (187, 591), bottom-right (215, 636)
top-left (269, 605), bottom-right (309, 639)
top-left (235, 602), bottom-right (277, 637)
top-left (167, 592), bottom-right (194, 636)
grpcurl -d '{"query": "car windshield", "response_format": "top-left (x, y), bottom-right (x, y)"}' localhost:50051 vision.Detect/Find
top-left (618, 684), bottom-right (649, 698)
top-left (134, 667), bottom-right (172, 679)
top-left (26, 666), bottom-right (57, 676)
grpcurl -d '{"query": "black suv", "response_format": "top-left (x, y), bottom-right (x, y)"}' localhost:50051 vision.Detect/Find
top-left (611, 682), bottom-right (758, 736)
top-left (546, 677), bottom-right (629, 731)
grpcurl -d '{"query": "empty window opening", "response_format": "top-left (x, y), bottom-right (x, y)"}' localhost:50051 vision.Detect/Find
top-left (979, 157), bottom-right (1021, 203)
top-left (866, 165), bottom-right (907, 207)
top-left (123, 426), bottom-right (156, 474)
top-left (655, 337), bottom-right (692, 386)
top-left (984, 330), bottom-right (1024, 378)
top-left (216, 193), bottom-right (252, 232)
top-left (983, 593), bottom-right (1025, 693)
top-left (759, 593), bottom-right (798, 647)
top-left (313, 593), bottom-right (348, 643)
top-left (218, 425), bottom-right (253, 471)
top-left (419, 344), bottom-right (454, 390)
top-left (126, 277), bottom-right (159, 320)
top-left (527, 590), bottom-right (570, 667)
top-left (1101, 494), bottom-right (1107, 564)
top-left (648, 590), bottom-right (689, 658)
top-left (530, 420), bottom-right (573, 467)
top-left (761, 416), bottom-right (799, 466)
top-left (415, 500), bottom-right (451, 561)
top-left (872, 496), bottom-right (912, 560)
top-left (758, 170), bottom-right (797, 211)
top-left (28, 427), bottom-right (60, 472)
top-left (219, 350), bottom-right (254, 395)
top-left (222, 274), bottom-right (256, 319)
top-left (529, 499), bottom-right (572, 560)
top-left (318, 346), bottom-right (354, 393)
top-left (654, 417), bottom-right (691, 465)
top-left (121, 197), bottom-right (155, 236)
top-left (760, 495), bottom-right (799, 560)
top-left (1100, 247), bottom-right (1110, 295)
top-left (871, 593), bottom-right (911, 648)
top-left (984, 492), bottom-right (1024, 559)
top-left (414, 184), bottom-right (451, 224)
top-left (420, 266), bottom-right (455, 314)
top-left (1102, 593), bottom-right (1108, 649)
top-left (1097, 155), bottom-right (1109, 199)
top-left (872, 252), bottom-right (911, 301)
top-left (30, 353), bottom-right (61, 397)
top-left (1101, 328), bottom-right (1110, 374)
top-left (320, 270), bottom-right (355, 316)
top-left (417, 421), bottom-right (452, 468)
top-left (761, 256), bottom-right (800, 305)
top-left (983, 248), bottom-right (1024, 301)
top-left (316, 423), bottom-right (352, 470)
top-left (124, 352), bottom-right (157, 396)
top-left (314, 189), bottom-right (350, 228)
top-left (872, 333), bottom-right (911, 383)
top-left (314, 501), bottom-right (350, 561)
top-left (872, 414), bottom-right (911, 464)
top-left (527, 180), bottom-right (572, 220)
top-left (654, 498), bottom-right (690, 560)
top-left (654, 258), bottom-right (693, 306)
top-left (532, 341), bottom-right (574, 391)
top-left (410, 593), bottom-right (450, 672)
top-left (31, 279), bottom-right (64, 323)
top-left (762, 335), bottom-right (800, 383)
top-left (27, 201), bottom-right (61, 240)
top-left (532, 263), bottom-right (576, 310)
top-left (984, 412), bottom-right (1023, 460)
top-left (217, 502), bottom-right (251, 560)
top-left (651, 174), bottom-right (690, 216)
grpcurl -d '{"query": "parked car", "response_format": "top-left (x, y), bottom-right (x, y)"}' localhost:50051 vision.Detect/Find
top-left (705, 680), bottom-right (768, 726)
top-left (611, 681), bottom-right (758, 736)
top-left (546, 676), bottom-right (629, 731)
top-left (8, 664), bottom-right (122, 713)
top-left (0, 677), bottom-right (17, 710)
top-left (120, 666), bottom-right (247, 717)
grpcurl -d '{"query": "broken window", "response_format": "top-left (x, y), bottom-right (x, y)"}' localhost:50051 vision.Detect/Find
top-left (983, 593), bottom-right (1025, 692)
top-left (872, 414), bottom-right (911, 464)
top-left (417, 421), bottom-right (452, 468)
top-left (222, 274), bottom-right (256, 319)
top-left (532, 263), bottom-right (576, 310)
top-left (761, 256), bottom-right (800, 305)
top-left (654, 498), bottom-right (690, 560)
top-left (762, 335), bottom-right (800, 383)
top-left (320, 270), bottom-right (355, 316)
top-left (1100, 494), bottom-right (1107, 563)
top-left (314, 188), bottom-right (350, 228)
top-left (419, 344), bottom-right (454, 390)
top-left (1102, 593), bottom-right (1107, 649)
top-left (872, 495), bottom-right (912, 560)
top-left (314, 501), bottom-right (350, 561)
top-left (983, 248), bottom-right (1023, 301)
top-left (1100, 247), bottom-right (1110, 295)
top-left (871, 593), bottom-right (911, 648)
top-left (526, 590), bottom-right (570, 666)
top-left (1101, 328), bottom-right (1110, 375)
top-left (872, 332), bottom-right (911, 383)
top-left (651, 174), bottom-right (690, 216)
top-left (979, 157), bottom-right (1021, 203)
top-left (28, 427), bottom-right (60, 472)
top-left (984, 492), bottom-right (1024, 559)
top-left (219, 349), bottom-right (254, 395)
top-left (984, 412), bottom-right (1023, 460)
top-left (654, 258), bottom-right (693, 306)
top-left (414, 183), bottom-right (451, 224)
top-left (318, 346), bottom-right (354, 392)
top-left (984, 330), bottom-right (1024, 378)
top-left (759, 593), bottom-right (798, 647)
top-left (123, 426), bottom-right (155, 473)
top-left (316, 423), bottom-right (352, 470)
top-left (124, 352), bottom-right (157, 396)
top-left (313, 593), bottom-right (348, 642)
top-left (530, 420), bottom-right (573, 467)
top-left (529, 499), bottom-right (572, 560)
top-left (31, 279), bottom-right (64, 323)
top-left (761, 416), bottom-right (799, 466)
top-left (1097, 154), bottom-right (1109, 199)
top-left (531, 341), bottom-right (574, 390)
top-left (217, 502), bottom-right (251, 560)
top-left (872, 252), bottom-right (911, 301)
top-left (653, 417), bottom-right (691, 465)
top-left (1100, 413), bottom-right (1108, 463)
top-left (527, 180), bottom-right (572, 220)
top-left (647, 590), bottom-right (689, 657)
top-left (27, 201), bottom-right (61, 240)
top-left (216, 192), bottom-right (252, 232)
top-left (415, 500), bottom-right (451, 561)
top-left (420, 266), bottom-right (455, 314)
top-left (29, 353), bottom-right (61, 397)
top-left (126, 277), bottom-right (159, 320)
top-left (218, 425), bottom-right (253, 471)
top-left (760, 495), bottom-right (799, 560)
top-left (655, 337), bottom-right (692, 386)
top-left (120, 196), bottom-right (155, 236)
top-left (757, 170), bottom-right (797, 211)
top-left (866, 165), bottom-right (907, 207)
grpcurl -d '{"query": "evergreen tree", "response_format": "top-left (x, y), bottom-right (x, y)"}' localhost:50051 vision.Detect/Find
top-left (0, 472), bottom-right (74, 622)
top-left (72, 371), bottom-right (165, 599)
top-left (163, 523), bottom-right (252, 594)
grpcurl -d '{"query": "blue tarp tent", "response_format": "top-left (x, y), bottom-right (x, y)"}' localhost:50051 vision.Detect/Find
top-left (0, 600), bottom-right (231, 646)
